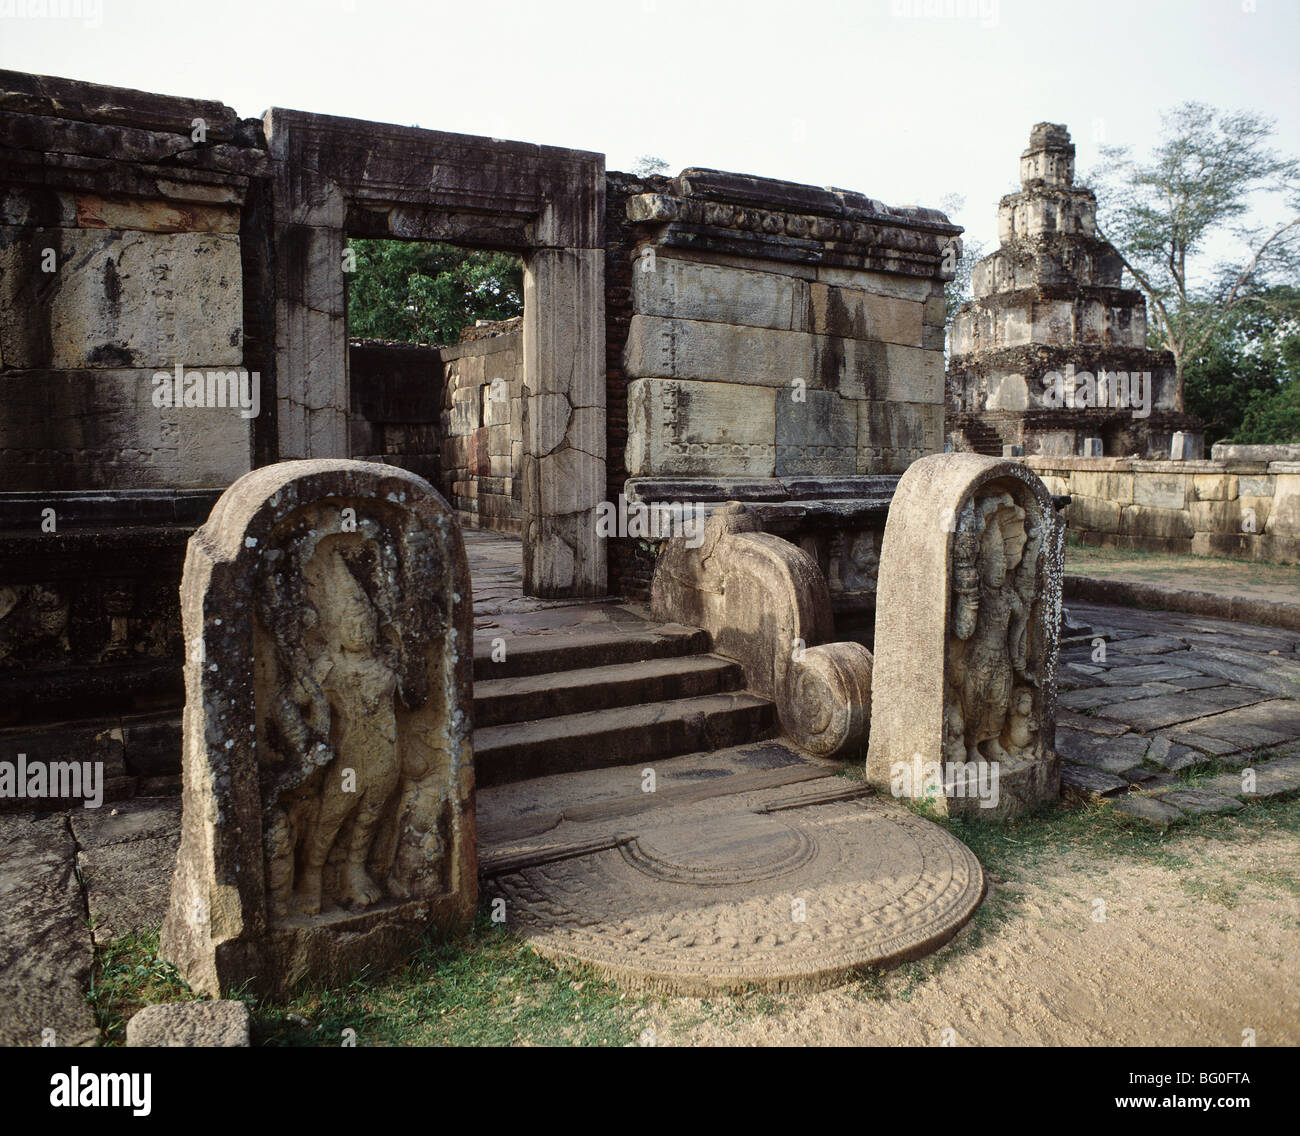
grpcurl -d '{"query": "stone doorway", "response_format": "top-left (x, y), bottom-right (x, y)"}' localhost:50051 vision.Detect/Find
top-left (264, 108), bottom-right (607, 597)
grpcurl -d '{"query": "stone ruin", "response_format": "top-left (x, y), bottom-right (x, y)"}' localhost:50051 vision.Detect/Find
top-left (160, 460), bottom-right (475, 997)
top-left (947, 123), bottom-right (1203, 459)
top-left (0, 67), bottom-right (1077, 1007)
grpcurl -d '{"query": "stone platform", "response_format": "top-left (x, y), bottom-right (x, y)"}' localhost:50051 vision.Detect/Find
top-left (480, 741), bottom-right (985, 995)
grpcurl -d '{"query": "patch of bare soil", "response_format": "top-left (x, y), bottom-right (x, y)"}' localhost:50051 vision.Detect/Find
top-left (651, 820), bottom-right (1300, 1046)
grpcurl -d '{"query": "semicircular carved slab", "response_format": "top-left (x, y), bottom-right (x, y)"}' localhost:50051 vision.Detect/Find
top-left (490, 797), bottom-right (984, 996)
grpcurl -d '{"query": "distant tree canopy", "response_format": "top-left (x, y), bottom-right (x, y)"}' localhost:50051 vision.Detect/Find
top-left (346, 239), bottom-right (523, 345)
top-left (1183, 285), bottom-right (1300, 444)
top-left (1090, 101), bottom-right (1300, 436)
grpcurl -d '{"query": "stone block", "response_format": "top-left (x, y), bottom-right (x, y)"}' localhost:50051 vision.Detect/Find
top-left (1120, 504), bottom-right (1193, 541)
top-left (1189, 499), bottom-right (1240, 532)
top-left (1070, 470), bottom-right (1133, 503)
top-left (1237, 474), bottom-right (1276, 498)
top-left (804, 283), bottom-right (925, 346)
top-left (450, 387), bottom-right (479, 436)
top-left (1192, 473), bottom-right (1236, 501)
top-left (632, 254), bottom-right (802, 331)
top-left (1065, 495), bottom-right (1122, 533)
top-left (626, 378), bottom-right (776, 478)
top-left (0, 227), bottom-right (242, 370)
top-left (1132, 472), bottom-right (1189, 510)
top-left (867, 454), bottom-right (1062, 819)
top-left (127, 1001), bottom-right (249, 1047)
top-left (0, 368), bottom-right (252, 491)
top-left (774, 390), bottom-right (857, 476)
top-left (857, 400), bottom-right (943, 474)
top-left (75, 194), bottom-right (240, 234)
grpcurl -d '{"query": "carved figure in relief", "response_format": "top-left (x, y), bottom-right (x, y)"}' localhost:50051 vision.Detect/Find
top-left (947, 490), bottom-right (1044, 764)
top-left (292, 547), bottom-right (402, 914)
top-left (256, 509), bottom-right (448, 922)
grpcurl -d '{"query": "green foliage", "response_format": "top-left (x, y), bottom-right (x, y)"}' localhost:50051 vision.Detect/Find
top-left (347, 239), bottom-right (523, 346)
top-left (632, 155), bottom-right (671, 177)
top-left (1183, 285), bottom-right (1300, 443)
top-left (1091, 102), bottom-right (1300, 397)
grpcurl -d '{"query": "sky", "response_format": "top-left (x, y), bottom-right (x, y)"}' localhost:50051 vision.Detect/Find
top-left (2, 0), bottom-right (1297, 250)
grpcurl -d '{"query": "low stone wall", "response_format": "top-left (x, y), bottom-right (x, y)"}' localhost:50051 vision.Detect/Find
top-left (1027, 451), bottom-right (1300, 563)
top-left (438, 319), bottom-right (523, 533)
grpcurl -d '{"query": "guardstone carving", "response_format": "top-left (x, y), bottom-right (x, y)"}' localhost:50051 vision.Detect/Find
top-left (161, 459), bottom-right (476, 997)
top-left (867, 454), bottom-right (1062, 818)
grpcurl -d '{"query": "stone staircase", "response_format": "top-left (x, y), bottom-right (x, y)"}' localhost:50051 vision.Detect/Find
top-left (472, 622), bottom-right (776, 787)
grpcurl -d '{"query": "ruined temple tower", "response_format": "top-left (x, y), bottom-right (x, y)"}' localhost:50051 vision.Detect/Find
top-left (946, 123), bottom-right (1201, 458)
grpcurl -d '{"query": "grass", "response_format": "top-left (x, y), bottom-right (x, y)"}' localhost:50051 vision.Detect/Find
top-left (89, 913), bottom-right (647, 1047)
top-left (88, 794), bottom-right (1300, 1046)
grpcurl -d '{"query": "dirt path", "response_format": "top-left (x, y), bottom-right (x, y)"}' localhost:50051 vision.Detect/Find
top-left (648, 816), bottom-right (1300, 1047)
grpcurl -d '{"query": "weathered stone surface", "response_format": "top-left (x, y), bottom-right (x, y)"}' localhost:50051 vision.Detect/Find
top-left (632, 253), bottom-right (802, 331)
top-left (78, 832), bottom-right (178, 947)
top-left (857, 399), bottom-right (943, 474)
top-left (867, 454), bottom-right (1063, 818)
top-left (126, 1000), bottom-right (249, 1047)
top-left (1111, 795), bottom-right (1183, 827)
top-left (651, 503), bottom-right (872, 759)
top-left (627, 378), bottom-right (776, 477)
top-left (774, 390), bottom-right (856, 476)
top-left (160, 460), bottom-right (477, 998)
top-left (0, 227), bottom-right (242, 370)
top-left (489, 794), bottom-right (983, 996)
top-left (1060, 764), bottom-right (1130, 799)
top-left (0, 814), bottom-right (98, 1047)
top-left (1149, 788), bottom-right (1244, 817)
top-left (0, 368), bottom-right (252, 490)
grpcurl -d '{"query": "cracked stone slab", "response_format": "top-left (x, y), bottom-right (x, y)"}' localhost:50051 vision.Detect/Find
top-left (0, 814), bottom-right (98, 1047)
top-left (78, 834), bottom-right (179, 947)
top-left (1095, 686), bottom-right (1271, 731)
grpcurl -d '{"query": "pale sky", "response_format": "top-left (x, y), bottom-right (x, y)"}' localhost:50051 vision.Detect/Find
top-left (2, 0), bottom-right (1297, 249)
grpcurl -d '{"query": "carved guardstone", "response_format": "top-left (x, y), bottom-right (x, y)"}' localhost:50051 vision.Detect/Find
top-left (161, 460), bottom-right (476, 997)
top-left (867, 454), bottom-right (1062, 818)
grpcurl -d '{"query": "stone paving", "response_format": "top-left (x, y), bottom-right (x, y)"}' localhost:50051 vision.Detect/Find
top-left (1056, 601), bottom-right (1300, 825)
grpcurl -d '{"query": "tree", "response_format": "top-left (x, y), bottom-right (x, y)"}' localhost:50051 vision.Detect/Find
top-left (347, 239), bottom-right (523, 345)
top-left (632, 154), bottom-right (670, 177)
top-left (1183, 285), bottom-right (1300, 444)
top-left (1090, 102), bottom-right (1300, 408)
top-left (939, 194), bottom-right (986, 330)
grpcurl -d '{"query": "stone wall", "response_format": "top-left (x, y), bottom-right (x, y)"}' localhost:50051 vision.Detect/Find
top-left (0, 70), bottom-right (266, 491)
top-left (1028, 446), bottom-right (1300, 563)
top-left (610, 168), bottom-right (957, 600)
top-left (348, 339), bottom-right (443, 490)
top-left (439, 319), bottom-right (524, 533)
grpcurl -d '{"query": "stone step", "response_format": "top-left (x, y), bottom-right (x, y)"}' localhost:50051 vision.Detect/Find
top-left (472, 692), bottom-right (776, 787)
top-left (472, 623), bottom-right (710, 682)
top-left (474, 654), bottom-right (745, 728)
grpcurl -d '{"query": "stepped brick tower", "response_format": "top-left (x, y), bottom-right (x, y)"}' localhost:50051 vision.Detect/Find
top-left (946, 123), bottom-right (1201, 458)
